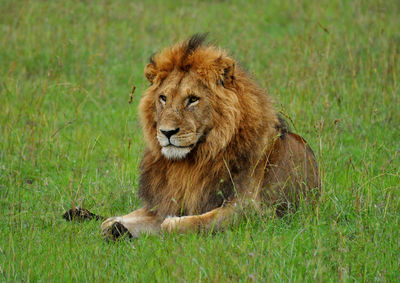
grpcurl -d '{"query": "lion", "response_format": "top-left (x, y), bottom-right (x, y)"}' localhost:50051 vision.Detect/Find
top-left (101, 34), bottom-right (320, 239)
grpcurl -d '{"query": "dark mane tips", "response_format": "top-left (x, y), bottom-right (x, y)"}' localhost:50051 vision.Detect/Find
top-left (276, 114), bottom-right (289, 138)
top-left (149, 52), bottom-right (156, 65)
top-left (184, 33), bottom-right (209, 57)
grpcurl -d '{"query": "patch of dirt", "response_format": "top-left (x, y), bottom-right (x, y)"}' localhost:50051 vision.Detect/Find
top-left (62, 207), bottom-right (104, 221)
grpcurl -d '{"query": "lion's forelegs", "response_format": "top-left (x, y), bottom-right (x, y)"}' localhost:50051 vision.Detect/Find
top-left (101, 208), bottom-right (163, 240)
top-left (160, 203), bottom-right (239, 234)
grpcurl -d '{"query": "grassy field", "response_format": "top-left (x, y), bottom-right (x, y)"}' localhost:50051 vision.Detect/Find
top-left (1, 0), bottom-right (399, 281)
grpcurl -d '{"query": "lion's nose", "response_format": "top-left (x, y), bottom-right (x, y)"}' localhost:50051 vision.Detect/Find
top-left (160, 128), bottom-right (180, 139)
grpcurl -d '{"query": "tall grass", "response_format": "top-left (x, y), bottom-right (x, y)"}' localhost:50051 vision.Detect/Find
top-left (0, 0), bottom-right (399, 281)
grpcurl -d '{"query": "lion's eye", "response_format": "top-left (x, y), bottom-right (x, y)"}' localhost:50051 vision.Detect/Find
top-left (187, 96), bottom-right (199, 106)
top-left (159, 95), bottom-right (167, 104)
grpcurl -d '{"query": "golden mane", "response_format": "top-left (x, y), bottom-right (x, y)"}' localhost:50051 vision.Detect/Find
top-left (138, 34), bottom-right (280, 216)
top-left (140, 34), bottom-right (278, 164)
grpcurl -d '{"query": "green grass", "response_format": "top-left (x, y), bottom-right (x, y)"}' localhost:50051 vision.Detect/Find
top-left (1, 0), bottom-right (399, 281)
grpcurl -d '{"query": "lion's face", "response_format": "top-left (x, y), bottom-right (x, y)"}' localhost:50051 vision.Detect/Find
top-left (153, 70), bottom-right (212, 159)
top-left (140, 35), bottom-right (241, 161)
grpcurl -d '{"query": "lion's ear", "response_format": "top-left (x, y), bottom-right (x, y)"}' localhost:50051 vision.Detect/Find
top-left (216, 57), bottom-right (235, 87)
top-left (144, 63), bottom-right (157, 84)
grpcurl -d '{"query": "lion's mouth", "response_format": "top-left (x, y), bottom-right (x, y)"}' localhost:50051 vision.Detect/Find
top-left (161, 144), bottom-right (194, 160)
top-left (164, 143), bottom-right (194, 149)
top-left (157, 131), bottom-right (201, 159)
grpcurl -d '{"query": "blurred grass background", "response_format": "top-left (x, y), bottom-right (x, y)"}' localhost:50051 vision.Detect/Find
top-left (0, 0), bottom-right (399, 281)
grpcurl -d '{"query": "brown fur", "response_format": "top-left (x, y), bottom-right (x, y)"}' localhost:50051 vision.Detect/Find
top-left (101, 34), bottom-right (320, 239)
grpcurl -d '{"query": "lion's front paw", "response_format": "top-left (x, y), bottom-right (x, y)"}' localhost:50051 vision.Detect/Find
top-left (101, 217), bottom-right (132, 241)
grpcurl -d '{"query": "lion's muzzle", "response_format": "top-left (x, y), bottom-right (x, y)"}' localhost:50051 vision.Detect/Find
top-left (157, 127), bottom-right (200, 160)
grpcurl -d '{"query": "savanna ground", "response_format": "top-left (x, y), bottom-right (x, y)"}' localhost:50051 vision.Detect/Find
top-left (1, 0), bottom-right (399, 281)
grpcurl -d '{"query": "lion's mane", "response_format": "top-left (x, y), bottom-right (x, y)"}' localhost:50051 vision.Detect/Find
top-left (137, 35), bottom-right (297, 217)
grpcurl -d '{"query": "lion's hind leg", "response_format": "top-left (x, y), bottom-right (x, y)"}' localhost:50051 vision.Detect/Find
top-left (262, 132), bottom-right (320, 215)
top-left (101, 208), bottom-right (163, 240)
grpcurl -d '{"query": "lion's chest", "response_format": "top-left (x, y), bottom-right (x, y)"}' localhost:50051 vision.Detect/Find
top-left (138, 158), bottom-right (232, 217)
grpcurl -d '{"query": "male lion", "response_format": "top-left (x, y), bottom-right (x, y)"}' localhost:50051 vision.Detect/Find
top-left (101, 34), bottom-right (319, 239)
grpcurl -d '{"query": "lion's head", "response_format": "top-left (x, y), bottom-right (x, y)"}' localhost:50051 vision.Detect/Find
top-left (139, 34), bottom-right (247, 160)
